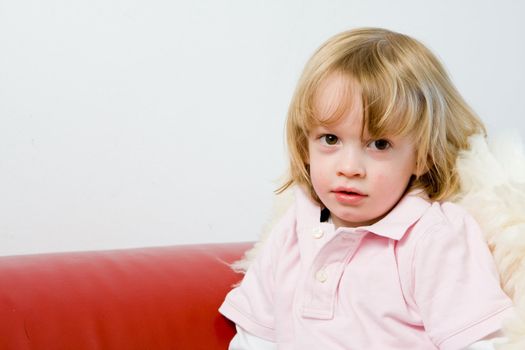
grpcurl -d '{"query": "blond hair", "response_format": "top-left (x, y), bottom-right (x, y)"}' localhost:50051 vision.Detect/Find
top-left (278, 27), bottom-right (486, 203)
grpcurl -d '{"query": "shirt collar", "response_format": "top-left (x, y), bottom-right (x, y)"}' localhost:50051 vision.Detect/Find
top-left (295, 186), bottom-right (431, 241)
top-left (359, 192), bottom-right (431, 240)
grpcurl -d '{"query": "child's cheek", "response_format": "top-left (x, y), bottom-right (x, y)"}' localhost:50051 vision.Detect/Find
top-left (374, 173), bottom-right (387, 184)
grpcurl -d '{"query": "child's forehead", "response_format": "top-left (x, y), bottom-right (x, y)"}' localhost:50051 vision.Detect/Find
top-left (311, 72), bottom-right (363, 125)
top-left (307, 72), bottom-right (415, 139)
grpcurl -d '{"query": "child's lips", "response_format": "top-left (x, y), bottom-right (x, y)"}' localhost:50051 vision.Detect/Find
top-left (332, 187), bottom-right (366, 196)
top-left (332, 188), bottom-right (367, 204)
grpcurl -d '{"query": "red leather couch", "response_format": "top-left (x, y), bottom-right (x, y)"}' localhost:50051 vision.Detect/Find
top-left (0, 242), bottom-right (252, 350)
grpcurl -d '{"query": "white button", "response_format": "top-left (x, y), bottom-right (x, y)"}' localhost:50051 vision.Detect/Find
top-left (315, 269), bottom-right (328, 283)
top-left (312, 227), bottom-right (324, 239)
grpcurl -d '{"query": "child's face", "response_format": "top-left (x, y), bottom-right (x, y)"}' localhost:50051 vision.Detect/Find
top-left (307, 74), bottom-right (417, 228)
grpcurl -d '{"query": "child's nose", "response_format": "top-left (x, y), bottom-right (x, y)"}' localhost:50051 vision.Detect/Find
top-left (337, 149), bottom-right (365, 178)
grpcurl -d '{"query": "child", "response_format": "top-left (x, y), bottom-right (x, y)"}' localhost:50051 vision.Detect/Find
top-left (219, 28), bottom-right (514, 350)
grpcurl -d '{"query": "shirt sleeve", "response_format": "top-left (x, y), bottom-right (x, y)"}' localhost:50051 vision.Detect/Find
top-left (219, 206), bottom-right (296, 341)
top-left (228, 326), bottom-right (278, 350)
top-left (411, 205), bottom-right (514, 350)
top-left (463, 330), bottom-right (507, 349)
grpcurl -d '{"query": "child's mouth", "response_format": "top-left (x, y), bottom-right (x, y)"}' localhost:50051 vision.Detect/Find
top-left (333, 189), bottom-right (367, 204)
top-left (333, 188), bottom-right (365, 196)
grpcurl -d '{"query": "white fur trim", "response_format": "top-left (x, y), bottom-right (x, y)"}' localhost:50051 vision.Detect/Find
top-left (455, 133), bottom-right (525, 349)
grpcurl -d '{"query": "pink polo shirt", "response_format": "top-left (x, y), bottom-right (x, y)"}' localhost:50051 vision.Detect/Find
top-left (219, 188), bottom-right (514, 350)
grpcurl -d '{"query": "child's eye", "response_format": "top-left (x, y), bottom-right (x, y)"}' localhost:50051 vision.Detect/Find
top-left (368, 139), bottom-right (391, 150)
top-left (320, 134), bottom-right (339, 145)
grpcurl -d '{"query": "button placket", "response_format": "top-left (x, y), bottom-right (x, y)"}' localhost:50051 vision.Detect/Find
top-left (301, 231), bottom-right (367, 319)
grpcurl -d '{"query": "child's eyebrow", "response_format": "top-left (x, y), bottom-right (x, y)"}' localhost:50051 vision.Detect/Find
top-left (309, 124), bottom-right (333, 133)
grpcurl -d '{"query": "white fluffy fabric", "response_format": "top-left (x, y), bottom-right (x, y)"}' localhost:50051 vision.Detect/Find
top-left (454, 133), bottom-right (525, 349)
top-left (232, 132), bottom-right (525, 348)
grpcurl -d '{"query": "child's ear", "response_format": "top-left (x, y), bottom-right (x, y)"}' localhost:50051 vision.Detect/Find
top-left (413, 167), bottom-right (424, 177)
top-left (413, 157), bottom-right (429, 177)
top-left (414, 159), bottom-right (431, 177)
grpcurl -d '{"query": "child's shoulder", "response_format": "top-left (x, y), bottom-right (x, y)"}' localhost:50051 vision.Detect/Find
top-left (405, 197), bottom-right (486, 251)
top-left (230, 188), bottom-right (298, 273)
top-left (399, 190), bottom-right (474, 227)
top-left (428, 199), bottom-right (477, 226)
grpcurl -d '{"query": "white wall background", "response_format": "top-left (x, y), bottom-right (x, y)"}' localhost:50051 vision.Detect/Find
top-left (1, 0), bottom-right (524, 255)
